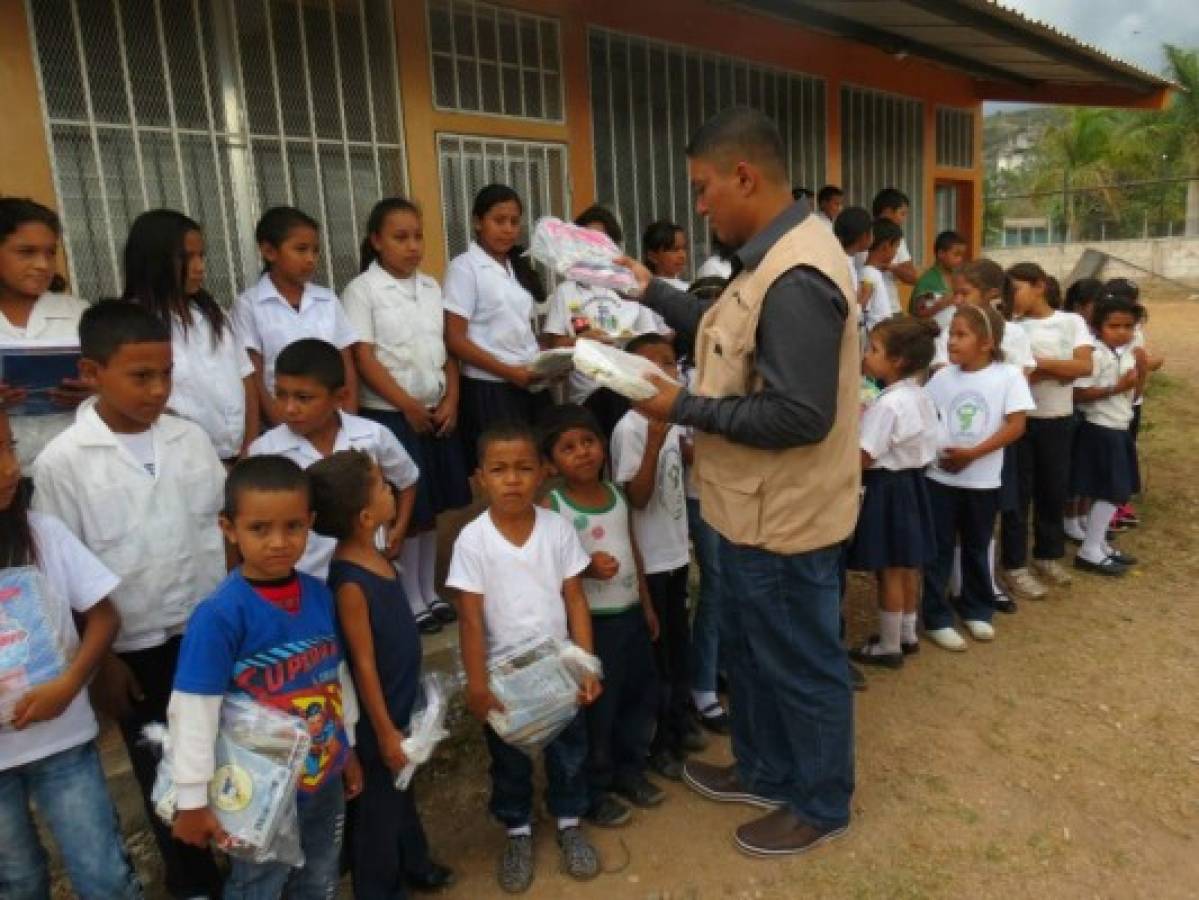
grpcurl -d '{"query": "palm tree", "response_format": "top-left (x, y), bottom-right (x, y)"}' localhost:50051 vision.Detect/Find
top-left (1030, 107), bottom-right (1117, 242)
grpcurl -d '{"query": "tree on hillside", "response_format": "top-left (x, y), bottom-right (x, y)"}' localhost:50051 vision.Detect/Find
top-left (1029, 107), bottom-right (1118, 242)
top-left (1158, 46), bottom-right (1199, 235)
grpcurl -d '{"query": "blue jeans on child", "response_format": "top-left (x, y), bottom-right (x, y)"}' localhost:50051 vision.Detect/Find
top-left (484, 712), bottom-right (589, 827)
top-left (0, 741), bottom-right (142, 900)
top-left (687, 497), bottom-right (723, 696)
top-left (226, 775), bottom-right (346, 900)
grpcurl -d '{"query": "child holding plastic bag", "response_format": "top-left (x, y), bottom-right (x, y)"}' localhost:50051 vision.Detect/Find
top-left (308, 449), bottom-right (454, 897)
top-left (167, 456), bottom-right (363, 898)
top-left (447, 424), bottom-right (603, 894)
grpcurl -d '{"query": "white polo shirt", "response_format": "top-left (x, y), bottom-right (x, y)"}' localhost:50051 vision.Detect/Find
top-left (1077, 342), bottom-right (1136, 430)
top-left (1018, 310), bottom-right (1093, 419)
top-left (342, 262), bottom-right (448, 410)
top-left (32, 400), bottom-right (227, 653)
top-left (861, 377), bottom-right (939, 471)
top-left (167, 307), bottom-right (255, 459)
top-left (249, 410), bottom-right (420, 579)
top-left (442, 242), bottom-right (539, 382)
top-left (0, 292), bottom-right (88, 468)
top-left (232, 274), bottom-right (358, 396)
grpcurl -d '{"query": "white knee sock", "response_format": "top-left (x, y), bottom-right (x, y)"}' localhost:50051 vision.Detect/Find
top-left (1080, 501), bottom-right (1117, 564)
top-left (418, 530), bottom-right (439, 607)
top-left (398, 537), bottom-right (429, 617)
top-left (876, 611), bottom-right (902, 654)
top-left (901, 612), bottom-right (919, 644)
top-left (949, 544), bottom-right (963, 597)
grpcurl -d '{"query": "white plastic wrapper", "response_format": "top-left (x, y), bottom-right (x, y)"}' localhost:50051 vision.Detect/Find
top-left (0, 567), bottom-right (67, 729)
top-left (528, 347), bottom-right (576, 380)
top-left (572, 338), bottom-right (677, 401)
top-left (528, 217), bottom-right (638, 293)
top-left (486, 636), bottom-right (602, 755)
top-left (146, 696), bottom-right (313, 867)
top-left (394, 671), bottom-right (458, 791)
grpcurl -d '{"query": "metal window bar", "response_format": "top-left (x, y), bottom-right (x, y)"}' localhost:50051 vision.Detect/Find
top-left (935, 106), bottom-right (974, 169)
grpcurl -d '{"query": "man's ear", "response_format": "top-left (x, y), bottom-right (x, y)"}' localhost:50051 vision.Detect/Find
top-left (734, 161), bottom-right (757, 197)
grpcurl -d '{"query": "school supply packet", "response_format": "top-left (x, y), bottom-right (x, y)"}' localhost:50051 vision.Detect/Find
top-left (529, 347), bottom-right (576, 380)
top-left (573, 338), bottom-right (678, 401)
top-left (147, 695), bottom-right (312, 867)
top-left (528, 217), bottom-right (639, 293)
top-left (0, 341), bottom-right (81, 417)
top-left (395, 670), bottom-right (459, 790)
top-left (0, 567), bottom-right (67, 729)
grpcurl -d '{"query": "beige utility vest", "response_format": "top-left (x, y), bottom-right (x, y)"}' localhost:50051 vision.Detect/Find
top-left (691, 214), bottom-right (861, 554)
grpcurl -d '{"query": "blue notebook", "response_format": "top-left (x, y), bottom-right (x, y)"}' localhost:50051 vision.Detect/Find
top-left (0, 344), bottom-right (81, 416)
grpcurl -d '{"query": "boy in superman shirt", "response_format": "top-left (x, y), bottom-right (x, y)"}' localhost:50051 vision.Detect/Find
top-left (167, 456), bottom-right (363, 898)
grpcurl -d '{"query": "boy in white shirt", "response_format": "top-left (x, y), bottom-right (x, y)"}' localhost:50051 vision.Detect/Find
top-left (447, 424), bottom-right (602, 894)
top-left (248, 338), bottom-right (419, 580)
top-left (869, 188), bottom-right (918, 314)
top-left (32, 300), bottom-right (226, 898)
top-left (609, 334), bottom-right (697, 780)
top-left (860, 219), bottom-right (903, 338)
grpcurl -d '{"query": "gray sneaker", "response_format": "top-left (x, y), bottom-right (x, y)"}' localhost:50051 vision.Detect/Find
top-left (557, 826), bottom-right (599, 881)
top-left (498, 833), bottom-right (534, 894)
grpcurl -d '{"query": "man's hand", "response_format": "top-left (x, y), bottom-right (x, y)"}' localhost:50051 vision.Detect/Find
top-left (632, 374), bottom-right (682, 423)
top-left (612, 256), bottom-right (653, 298)
top-left (938, 446), bottom-right (977, 473)
top-left (466, 682), bottom-right (505, 722)
top-left (588, 551), bottom-right (620, 581)
top-left (378, 726), bottom-right (410, 774)
top-left (89, 654), bottom-right (145, 720)
top-left (12, 675), bottom-right (78, 729)
top-left (343, 750), bottom-right (364, 799)
top-left (172, 807), bottom-right (229, 850)
top-left (577, 674), bottom-right (602, 707)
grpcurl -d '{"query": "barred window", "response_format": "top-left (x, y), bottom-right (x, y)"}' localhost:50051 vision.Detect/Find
top-left (936, 107), bottom-right (975, 169)
top-left (588, 28), bottom-right (825, 276)
top-left (840, 85), bottom-right (925, 257)
top-left (27, 0), bottom-right (407, 301)
top-left (427, 0), bottom-right (563, 122)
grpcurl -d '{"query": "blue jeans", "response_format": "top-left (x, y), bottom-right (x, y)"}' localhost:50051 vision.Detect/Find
top-left (226, 775), bottom-right (346, 900)
top-left (0, 741), bottom-right (142, 900)
top-left (719, 538), bottom-right (855, 830)
top-left (484, 712), bottom-right (589, 827)
top-left (687, 498), bottom-right (723, 696)
top-left (923, 480), bottom-right (999, 629)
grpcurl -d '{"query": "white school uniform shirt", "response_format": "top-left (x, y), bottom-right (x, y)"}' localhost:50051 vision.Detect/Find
top-left (248, 410), bottom-right (420, 580)
top-left (232, 274), bottom-right (358, 397)
top-left (32, 400), bottom-right (226, 653)
top-left (696, 255), bottom-right (733, 281)
top-left (342, 262), bottom-right (448, 410)
top-left (932, 318), bottom-right (1035, 373)
top-left (855, 238), bottom-right (910, 315)
top-left (860, 377), bottom-right (938, 471)
top-left (846, 256), bottom-right (860, 295)
top-left (0, 292), bottom-right (88, 469)
top-left (1018, 310), bottom-right (1093, 419)
top-left (0, 513), bottom-right (119, 772)
top-left (167, 307), bottom-right (254, 459)
top-left (442, 242), bottom-right (539, 382)
top-left (814, 210), bottom-right (834, 230)
top-left (1076, 342), bottom-right (1136, 430)
top-left (859, 265), bottom-right (892, 333)
top-left (446, 507), bottom-right (590, 662)
top-left (610, 410), bottom-right (689, 574)
top-left (923, 362), bottom-right (1035, 491)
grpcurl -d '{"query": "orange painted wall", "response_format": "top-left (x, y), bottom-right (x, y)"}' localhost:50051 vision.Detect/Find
top-left (0, 0), bottom-right (56, 207)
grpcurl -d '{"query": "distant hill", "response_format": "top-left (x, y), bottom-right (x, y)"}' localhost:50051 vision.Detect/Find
top-left (983, 106), bottom-right (1068, 171)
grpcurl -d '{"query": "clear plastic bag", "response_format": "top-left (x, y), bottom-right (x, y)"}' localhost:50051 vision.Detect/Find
top-left (528, 217), bottom-right (638, 293)
top-left (486, 636), bottom-right (602, 755)
top-left (528, 347), bottom-right (576, 380)
top-left (146, 695), bottom-right (313, 867)
top-left (394, 671), bottom-right (459, 790)
top-left (572, 338), bottom-right (678, 401)
top-left (0, 567), bottom-right (67, 729)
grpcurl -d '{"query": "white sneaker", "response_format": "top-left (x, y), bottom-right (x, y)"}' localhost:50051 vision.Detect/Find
top-left (963, 619), bottom-right (995, 642)
top-left (999, 567), bottom-right (1048, 601)
top-left (1031, 558), bottom-right (1073, 586)
top-left (925, 627), bottom-right (967, 652)
top-left (1063, 518), bottom-right (1086, 542)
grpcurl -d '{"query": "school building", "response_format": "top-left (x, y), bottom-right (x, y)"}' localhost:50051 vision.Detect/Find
top-left (1, 0), bottom-right (1170, 304)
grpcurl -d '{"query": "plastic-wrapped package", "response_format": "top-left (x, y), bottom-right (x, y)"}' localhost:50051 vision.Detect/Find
top-left (147, 695), bottom-right (313, 867)
top-left (0, 567), bottom-right (66, 729)
top-left (528, 347), bottom-right (576, 380)
top-left (859, 375), bottom-right (883, 415)
top-left (528, 217), bottom-right (638, 293)
top-left (486, 636), bottom-right (602, 755)
top-left (572, 338), bottom-right (677, 401)
top-left (395, 671), bottom-right (458, 790)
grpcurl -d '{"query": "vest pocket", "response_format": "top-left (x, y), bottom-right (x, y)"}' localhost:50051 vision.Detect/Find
top-left (697, 470), bottom-right (764, 547)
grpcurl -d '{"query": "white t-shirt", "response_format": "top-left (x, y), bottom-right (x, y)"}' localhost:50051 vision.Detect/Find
top-left (859, 265), bottom-right (892, 333)
top-left (610, 411), bottom-right (689, 574)
top-left (442, 242), bottom-right (539, 382)
top-left (1018, 311), bottom-right (1093, 419)
top-left (846, 256), bottom-right (860, 296)
top-left (342, 262), bottom-right (448, 410)
top-left (860, 377), bottom-right (938, 471)
top-left (1077, 342), bottom-right (1136, 430)
top-left (0, 513), bottom-right (119, 772)
top-left (696, 255), bottom-right (733, 281)
top-left (884, 238), bottom-right (912, 315)
top-left (933, 318), bottom-right (1035, 373)
top-left (924, 362), bottom-right (1035, 490)
top-left (446, 507), bottom-right (590, 661)
top-left (115, 428), bottom-right (157, 477)
top-left (232, 274), bottom-right (358, 397)
top-left (167, 307), bottom-right (255, 459)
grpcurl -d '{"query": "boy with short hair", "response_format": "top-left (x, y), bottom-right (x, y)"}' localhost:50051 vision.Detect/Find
top-left (913, 230), bottom-right (968, 328)
top-left (33, 299), bottom-right (227, 898)
top-left (167, 455), bottom-right (363, 898)
top-left (860, 219), bottom-right (904, 336)
top-left (249, 338), bottom-right (419, 580)
top-left (609, 334), bottom-right (697, 782)
top-left (815, 184), bottom-right (844, 229)
top-left (540, 404), bottom-right (663, 829)
top-left (448, 425), bottom-right (602, 895)
top-left (868, 187), bottom-right (919, 313)
top-left (834, 206), bottom-right (873, 307)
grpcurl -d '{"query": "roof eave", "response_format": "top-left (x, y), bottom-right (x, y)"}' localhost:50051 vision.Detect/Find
top-left (975, 81), bottom-right (1172, 110)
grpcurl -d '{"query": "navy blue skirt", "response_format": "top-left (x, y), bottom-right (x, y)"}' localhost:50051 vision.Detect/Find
top-left (359, 407), bottom-right (472, 529)
top-left (1071, 420), bottom-right (1136, 505)
top-left (457, 376), bottom-right (552, 472)
top-left (847, 468), bottom-right (936, 571)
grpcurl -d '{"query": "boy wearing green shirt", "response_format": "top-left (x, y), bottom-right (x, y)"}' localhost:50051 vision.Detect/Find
top-left (912, 230), bottom-right (967, 329)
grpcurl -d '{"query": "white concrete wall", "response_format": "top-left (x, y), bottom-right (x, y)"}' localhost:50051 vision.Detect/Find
top-left (985, 237), bottom-right (1199, 285)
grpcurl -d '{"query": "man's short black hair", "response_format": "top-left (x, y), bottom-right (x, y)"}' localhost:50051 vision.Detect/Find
top-left (934, 230), bottom-right (967, 255)
top-left (817, 184), bottom-right (844, 206)
top-left (834, 206), bottom-right (872, 249)
top-left (79, 299), bottom-right (170, 364)
top-left (869, 218), bottom-right (904, 251)
top-left (871, 188), bottom-right (910, 217)
top-left (537, 404), bottom-right (603, 460)
top-left (686, 107), bottom-right (787, 181)
top-left (308, 449), bottom-right (376, 540)
top-left (477, 423), bottom-right (541, 466)
top-left (223, 455), bottom-right (310, 518)
top-left (275, 339), bottom-right (345, 391)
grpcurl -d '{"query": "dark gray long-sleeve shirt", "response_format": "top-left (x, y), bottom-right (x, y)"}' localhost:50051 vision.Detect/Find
top-left (642, 202), bottom-right (848, 450)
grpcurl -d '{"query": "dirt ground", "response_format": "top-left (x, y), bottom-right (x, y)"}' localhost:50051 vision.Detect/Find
top-left (80, 290), bottom-right (1199, 899)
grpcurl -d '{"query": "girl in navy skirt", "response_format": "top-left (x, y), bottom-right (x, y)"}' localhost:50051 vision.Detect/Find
top-left (1071, 295), bottom-right (1144, 577)
top-left (343, 198), bottom-right (471, 632)
top-left (848, 318), bottom-right (940, 669)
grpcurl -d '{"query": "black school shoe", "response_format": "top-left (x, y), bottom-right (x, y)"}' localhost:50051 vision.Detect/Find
top-left (1107, 550), bottom-right (1138, 567)
top-left (869, 634), bottom-right (920, 656)
top-left (429, 597), bottom-right (458, 624)
top-left (696, 702), bottom-right (730, 735)
top-left (415, 612), bottom-right (443, 635)
top-left (848, 641), bottom-right (904, 670)
top-left (612, 773), bottom-right (665, 808)
top-left (408, 862), bottom-right (455, 893)
top-left (648, 749), bottom-right (684, 782)
top-left (992, 594), bottom-right (1019, 615)
top-left (585, 793), bottom-right (631, 828)
top-left (1074, 555), bottom-right (1128, 577)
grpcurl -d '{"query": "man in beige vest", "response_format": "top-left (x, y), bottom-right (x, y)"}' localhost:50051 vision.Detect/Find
top-left (621, 108), bottom-right (859, 856)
